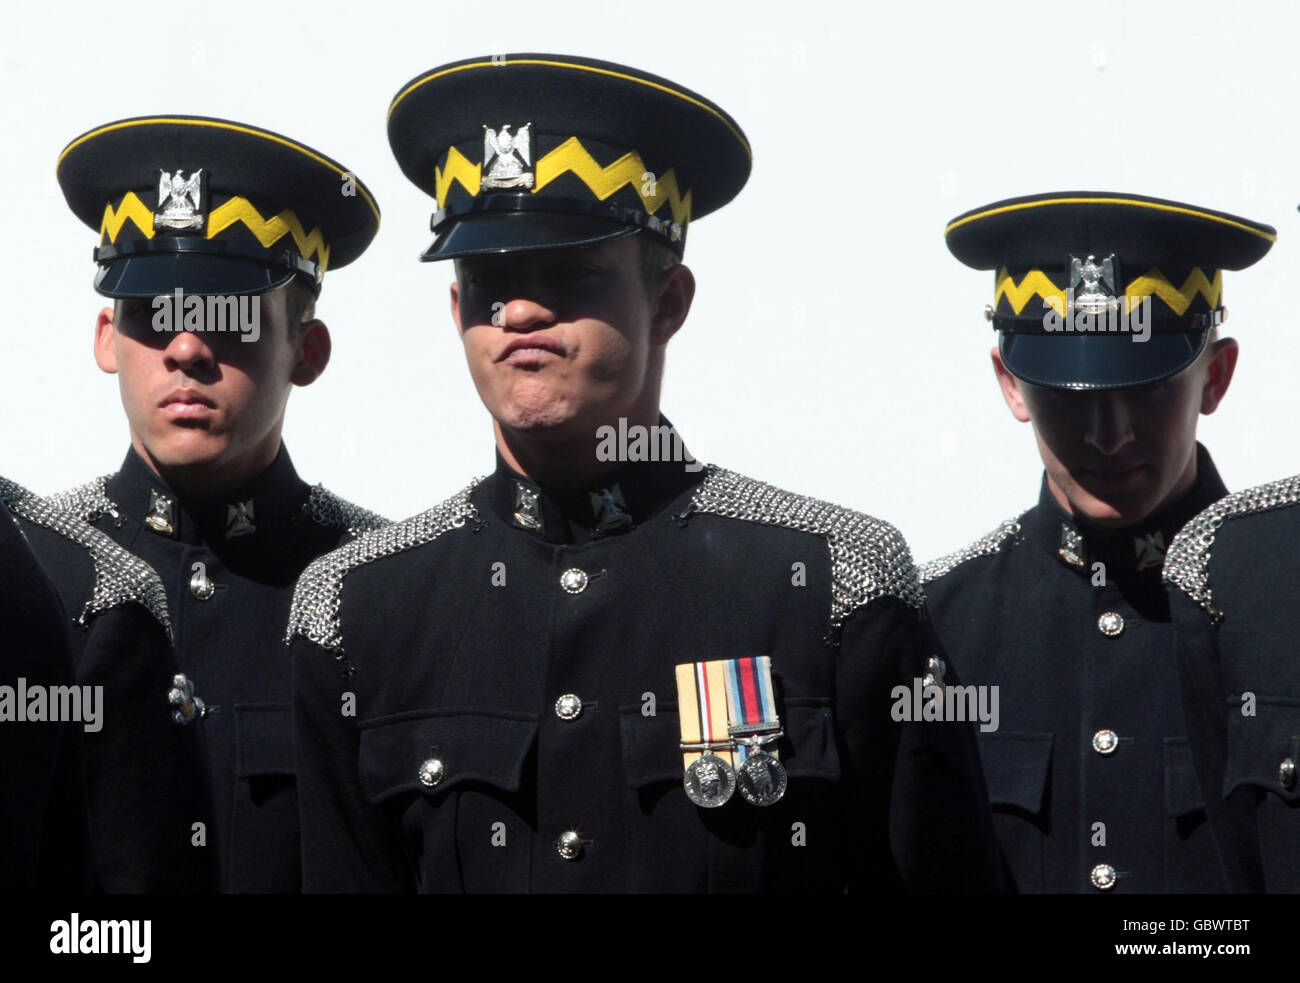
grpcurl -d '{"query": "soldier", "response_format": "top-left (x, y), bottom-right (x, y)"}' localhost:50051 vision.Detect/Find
top-left (49, 116), bottom-right (387, 892)
top-left (288, 53), bottom-right (1004, 893)
top-left (4, 477), bottom-right (203, 892)
top-left (0, 501), bottom-right (89, 892)
top-left (921, 191), bottom-right (1274, 892)
top-left (1165, 309), bottom-right (1300, 891)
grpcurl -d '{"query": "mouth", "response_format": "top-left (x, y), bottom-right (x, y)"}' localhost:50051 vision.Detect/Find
top-left (1077, 464), bottom-right (1146, 491)
top-left (159, 389), bottom-right (217, 420)
top-left (497, 335), bottom-right (566, 364)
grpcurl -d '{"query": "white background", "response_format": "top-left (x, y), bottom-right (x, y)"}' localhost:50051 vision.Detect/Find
top-left (2, 0), bottom-right (1296, 563)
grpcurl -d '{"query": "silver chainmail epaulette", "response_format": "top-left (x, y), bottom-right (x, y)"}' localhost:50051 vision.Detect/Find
top-left (286, 479), bottom-right (483, 654)
top-left (917, 517), bottom-right (1024, 585)
top-left (1, 478), bottom-right (172, 640)
top-left (47, 474), bottom-right (122, 525)
top-left (303, 485), bottom-right (390, 539)
top-left (680, 466), bottom-right (923, 627)
top-left (1163, 474), bottom-right (1300, 623)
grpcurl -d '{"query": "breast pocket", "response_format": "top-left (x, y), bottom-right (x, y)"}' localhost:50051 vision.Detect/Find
top-left (1224, 697), bottom-right (1300, 892)
top-left (231, 703), bottom-right (299, 892)
top-left (358, 707), bottom-right (540, 892)
top-left (978, 732), bottom-right (1053, 893)
top-left (617, 698), bottom-right (845, 892)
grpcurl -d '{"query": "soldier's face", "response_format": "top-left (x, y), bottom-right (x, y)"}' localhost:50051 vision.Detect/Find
top-left (450, 236), bottom-right (692, 443)
top-left (993, 339), bottom-right (1238, 528)
top-left (93, 281), bottom-right (330, 486)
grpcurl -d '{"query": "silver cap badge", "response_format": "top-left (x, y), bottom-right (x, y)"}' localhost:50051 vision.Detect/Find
top-left (1069, 253), bottom-right (1119, 315)
top-left (482, 123), bottom-right (534, 190)
top-left (145, 488), bottom-right (177, 537)
top-left (154, 168), bottom-right (206, 231)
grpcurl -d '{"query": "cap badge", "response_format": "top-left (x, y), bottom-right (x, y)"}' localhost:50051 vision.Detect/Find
top-left (482, 123), bottom-right (534, 190)
top-left (512, 481), bottom-right (543, 534)
top-left (1069, 254), bottom-right (1119, 315)
top-left (154, 168), bottom-right (206, 232)
top-left (145, 488), bottom-right (177, 537)
top-left (1134, 530), bottom-right (1166, 571)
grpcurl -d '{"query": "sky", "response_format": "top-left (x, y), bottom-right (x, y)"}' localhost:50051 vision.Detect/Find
top-left (2, 0), bottom-right (1297, 562)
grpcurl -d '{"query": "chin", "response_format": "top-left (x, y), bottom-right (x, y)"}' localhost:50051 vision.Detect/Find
top-left (146, 431), bottom-right (232, 471)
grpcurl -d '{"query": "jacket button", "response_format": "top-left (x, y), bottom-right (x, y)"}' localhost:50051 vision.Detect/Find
top-left (559, 568), bottom-right (589, 594)
top-left (418, 758), bottom-right (445, 787)
top-left (189, 568), bottom-right (216, 601)
top-left (555, 694), bottom-right (583, 720)
top-left (1090, 863), bottom-right (1117, 890)
top-left (556, 830), bottom-right (584, 861)
top-left (1097, 611), bottom-right (1125, 637)
top-left (1280, 757), bottom-right (1296, 791)
top-left (1091, 729), bottom-right (1119, 755)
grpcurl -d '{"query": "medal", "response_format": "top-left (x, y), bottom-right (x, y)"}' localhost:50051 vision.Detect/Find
top-left (725, 656), bottom-right (787, 807)
top-left (674, 662), bottom-right (736, 808)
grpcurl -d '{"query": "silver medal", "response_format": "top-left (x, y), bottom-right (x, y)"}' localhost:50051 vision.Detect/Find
top-left (737, 750), bottom-right (787, 806)
top-left (683, 753), bottom-right (736, 808)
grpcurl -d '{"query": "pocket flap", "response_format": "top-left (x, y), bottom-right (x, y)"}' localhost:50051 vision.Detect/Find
top-left (235, 703), bottom-right (295, 778)
top-left (1224, 697), bottom-right (1300, 803)
top-left (358, 707), bottom-right (538, 804)
top-left (979, 732), bottom-right (1053, 814)
top-left (618, 698), bottom-right (841, 789)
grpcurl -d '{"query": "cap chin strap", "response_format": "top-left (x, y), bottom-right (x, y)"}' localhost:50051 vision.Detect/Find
top-left (432, 192), bottom-right (685, 254)
top-left (93, 236), bottom-right (323, 288)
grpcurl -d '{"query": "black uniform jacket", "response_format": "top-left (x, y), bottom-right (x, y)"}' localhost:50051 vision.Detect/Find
top-left (51, 445), bottom-right (386, 892)
top-left (1165, 470), bottom-right (1300, 892)
top-left (289, 453), bottom-right (1006, 893)
top-left (922, 446), bottom-right (1229, 893)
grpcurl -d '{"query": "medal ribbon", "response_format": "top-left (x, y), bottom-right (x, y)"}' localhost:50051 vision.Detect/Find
top-left (675, 661), bottom-right (735, 769)
top-left (723, 655), bottom-right (780, 763)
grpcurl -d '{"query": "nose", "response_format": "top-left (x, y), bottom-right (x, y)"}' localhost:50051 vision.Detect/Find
top-left (1083, 390), bottom-right (1136, 456)
top-left (496, 289), bottom-right (557, 333)
top-left (163, 329), bottom-right (216, 374)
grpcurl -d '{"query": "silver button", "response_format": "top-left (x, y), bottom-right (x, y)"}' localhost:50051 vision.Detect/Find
top-left (1092, 729), bottom-right (1119, 755)
top-left (189, 569), bottom-right (215, 601)
top-left (418, 758), bottom-right (445, 787)
top-left (556, 830), bottom-right (583, 861)
top-left (1280, 757), bottom-right (1297, 791)
top-left (555, 694), bottom-right (583, 720)
top-left (559, 568), bottom-right (589, 594)
top-left (1097, 611), bottom-right (1125, 637)
top-left (1090, 863), bottom-right (1117, 890)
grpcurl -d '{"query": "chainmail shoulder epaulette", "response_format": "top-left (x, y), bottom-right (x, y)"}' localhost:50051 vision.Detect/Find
top-left (302, 485), bottom-right (390, 539)
top-left (917, 517), bottom-right (1024, 585)
top-left (682, 466), bottom-right (923, 628)
top-left (1163, 474), bottom-right (1300, 623)
top-left (1, 478), bottom-right (172, 639)
top-left (286, 479), bottom-right (482, 654)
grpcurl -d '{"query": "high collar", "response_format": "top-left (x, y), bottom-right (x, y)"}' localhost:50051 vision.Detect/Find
top-left (487, 429), bottom-right (705, 545)
top-left (107, 444), bottom-right (311, 548)
top-left (1025, 442), bottom-right (1227, 579)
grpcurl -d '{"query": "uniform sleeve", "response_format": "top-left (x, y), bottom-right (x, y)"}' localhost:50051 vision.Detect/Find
top-left (836, 596), bottom-right (1010, 893)
top-left (1169, 588), bottom-right (1265, 892)
top-left (291, 635), bottom-right (415, 893)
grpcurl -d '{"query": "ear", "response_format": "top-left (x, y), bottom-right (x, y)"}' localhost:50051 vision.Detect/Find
top-left (1200, 336), bottom-right (1239, 415)
top-left (649, 263), bottom-right (695, 346)
top-left (290, 319), bottom-right (332, 387)
top-left (991, 345), bottom-right (1031, 423)
top-left (450, 279), bottom-right (466, 338)
top-left (94, 306), bottom-right (119, 374)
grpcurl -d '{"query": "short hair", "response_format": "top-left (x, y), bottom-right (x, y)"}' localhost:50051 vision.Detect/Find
top-left (284, 276), bottom-right (317, 335)
top-left (637, 230), bottom-right (680, 299)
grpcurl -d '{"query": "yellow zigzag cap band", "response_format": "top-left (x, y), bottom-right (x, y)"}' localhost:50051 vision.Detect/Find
top-left (435, 136), bottom-right (693, 225)
top-left (995, 266), bottom-right (1223, 317)
top-left (99, 192), bottom-right (331, 271)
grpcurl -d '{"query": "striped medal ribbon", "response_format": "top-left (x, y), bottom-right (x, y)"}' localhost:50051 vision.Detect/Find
top-left (675, 660), bottom-right (736, 808)
top-left (725, 656), bottom-right (787, 806)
